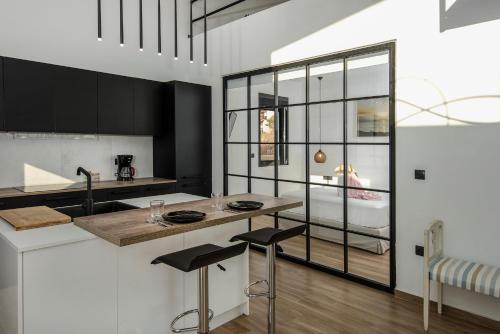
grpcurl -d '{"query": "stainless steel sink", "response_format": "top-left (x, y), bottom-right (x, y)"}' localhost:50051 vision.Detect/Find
top-left (55, 201), bottom-right (139, 219)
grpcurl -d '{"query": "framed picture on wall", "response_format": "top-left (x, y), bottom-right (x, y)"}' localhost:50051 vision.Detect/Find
top-left (355, 98), bottom-right (389, 137)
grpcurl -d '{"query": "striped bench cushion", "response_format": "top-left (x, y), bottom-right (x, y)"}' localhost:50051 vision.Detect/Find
top-left (429, 256), bottom-right (500, 298)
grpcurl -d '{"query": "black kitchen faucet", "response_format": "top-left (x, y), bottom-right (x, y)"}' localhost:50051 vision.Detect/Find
top-left (76, 167), bottom-right (94, 216)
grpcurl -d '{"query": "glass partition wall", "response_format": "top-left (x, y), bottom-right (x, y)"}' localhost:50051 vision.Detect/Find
top-left (223, 42), bottom-right (395, 291)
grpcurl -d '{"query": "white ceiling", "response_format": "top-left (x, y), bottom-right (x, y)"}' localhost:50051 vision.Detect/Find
top-left (192, 0), bottom-right (289, 33)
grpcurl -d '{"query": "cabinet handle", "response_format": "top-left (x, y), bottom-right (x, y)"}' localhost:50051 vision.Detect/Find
top-left (181, 183), bottom-right (205, 188)
top-left (111, 189), bottom-right (139, 195)
top-left (181, 175), bottom-right (205, 180)
top-left (145, 185), bottom-right (172, 191)
top-left (42, 196), bottom-right (80, 202)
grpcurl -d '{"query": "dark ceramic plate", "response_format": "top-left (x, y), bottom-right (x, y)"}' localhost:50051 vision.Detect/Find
top-left (162, 210), bottom-right (206, 223)
top-left (227, 201), bottom-right (264, 211)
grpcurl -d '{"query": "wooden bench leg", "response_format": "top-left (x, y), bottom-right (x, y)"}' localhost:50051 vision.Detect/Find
top-left (424, 277), bottom-right (430, 331)
top-left (437, 282), bottom-right (443, 314)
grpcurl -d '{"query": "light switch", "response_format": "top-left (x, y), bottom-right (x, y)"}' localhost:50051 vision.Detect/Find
top-left (415, 169), bottom-right (426, 180)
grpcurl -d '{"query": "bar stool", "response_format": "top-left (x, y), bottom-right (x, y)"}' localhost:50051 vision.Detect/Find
top-left (230, 225), bottom-right (306, 334)
top-left (151, 242), bottom-right (248, 334)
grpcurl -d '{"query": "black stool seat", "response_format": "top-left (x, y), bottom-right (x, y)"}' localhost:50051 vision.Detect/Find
top-left (151, 242), bottom-right (248, 272)
top-left (230, 225), bottom-right (306, 246)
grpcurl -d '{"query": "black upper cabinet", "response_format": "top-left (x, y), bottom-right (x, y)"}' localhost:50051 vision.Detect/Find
top-left (54, 66), bottom-right (98, 134)
top-left (0, 57), bottom-right (4, 130)
top-left (1, 56), bottom-right (163, 136)
top-left (154, 81), bottom-right (212, 197)
top-left (4, 58), bottom-right (56, 132)
top-left (134, 79), bottom-right (162, 135)
top-left (98, 73), bottom-right (135, 135)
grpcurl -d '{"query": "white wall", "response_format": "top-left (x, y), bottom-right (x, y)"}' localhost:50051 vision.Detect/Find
top-left (0, 133), bottom-right (153, 187)
top-left (206, 0), bottom-right (500, 321)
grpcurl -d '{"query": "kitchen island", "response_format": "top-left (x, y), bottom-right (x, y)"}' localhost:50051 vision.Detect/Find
top-left (0, 193), bottom-right (302, 334)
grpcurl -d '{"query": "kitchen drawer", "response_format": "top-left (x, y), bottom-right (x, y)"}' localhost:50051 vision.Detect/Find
top-left (0, 196), bottom-right (39, 209)
top-left (107, 187), bottom-right (144, 201)
top-left (142, 183), bottom-right (175, 197)
top-left (34, 192), bottom-right (85, 208)
top-left (176, 181), bottom-right (211, 197)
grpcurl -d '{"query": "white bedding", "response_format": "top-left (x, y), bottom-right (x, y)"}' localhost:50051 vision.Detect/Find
top-left (281, 187), bottom-right (390, 229)
top-left (279, 187), bottom-right (390, 254)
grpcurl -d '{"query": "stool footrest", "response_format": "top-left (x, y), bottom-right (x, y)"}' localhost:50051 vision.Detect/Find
top-left (170, 308), bottom-right (214, 333)
top-left (244, 280), bottom-right (269, 298)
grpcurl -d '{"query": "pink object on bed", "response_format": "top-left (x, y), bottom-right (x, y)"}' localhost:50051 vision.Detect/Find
top-left (347, 174), bottom-right (382, 200)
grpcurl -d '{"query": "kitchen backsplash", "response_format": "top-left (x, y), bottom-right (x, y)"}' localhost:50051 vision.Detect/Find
top-left (0, 133), bottom-right (153, 188)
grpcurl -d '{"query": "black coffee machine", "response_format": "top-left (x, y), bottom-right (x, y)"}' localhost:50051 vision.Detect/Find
top-left (115, 155), bottom-right (135, 181)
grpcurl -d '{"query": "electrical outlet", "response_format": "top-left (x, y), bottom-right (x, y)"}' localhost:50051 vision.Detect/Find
top-left (415, 169), bottom-right (426, 180)
top-left (415, 245), bottom-right (424, 256)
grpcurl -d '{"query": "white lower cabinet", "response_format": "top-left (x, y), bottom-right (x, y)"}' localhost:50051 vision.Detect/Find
top-left (117, 234), bottom-right (184, 334)
top-left (12, 222), bottom-right (248, 334)
top-left (22, 239), bottom-right (118, 334)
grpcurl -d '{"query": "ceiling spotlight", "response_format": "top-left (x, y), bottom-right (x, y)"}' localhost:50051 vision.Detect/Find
top-left (139, 0), bottom-right (143, 51)
top-left (139, 48), bottom-right (143, 52)
top-left (120, 43), bottom-right (124, 47)
top-left (157, 0), bottom-right (162, 56)
top-left (189, 0), bottom-right (193, 63)
top-left (174, 57), bottom-right (178, 60)
top-left (97, 0), bottom-right (102, 41)
top-left (204, 0), bottom-right (207, 66)
top-left (119, 0), bottom-right (124, 47)
top-left (158, 53), bottom-right (162, 56)
top-left (190, 60), bottom-right (194, 64)
top-left (174, 0), bottom-right (178, 60)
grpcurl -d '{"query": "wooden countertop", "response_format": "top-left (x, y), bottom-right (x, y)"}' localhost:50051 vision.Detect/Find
top-left (0, 177), bottom-right (176, 199)
top-left (74, 193), bottom-right (303, 247)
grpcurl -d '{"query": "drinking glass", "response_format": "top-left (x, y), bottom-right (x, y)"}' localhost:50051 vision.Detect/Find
top-left (150, 200), bottom-right (165, 223)
top-left (211, 192), bottom-right (223, 211)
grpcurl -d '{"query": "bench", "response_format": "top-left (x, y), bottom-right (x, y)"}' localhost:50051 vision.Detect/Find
top-left (423, 220), bottom-right (500, 331)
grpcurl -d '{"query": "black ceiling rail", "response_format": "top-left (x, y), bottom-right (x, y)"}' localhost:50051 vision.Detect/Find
top-left (192, 0), bottom-right (248, 24)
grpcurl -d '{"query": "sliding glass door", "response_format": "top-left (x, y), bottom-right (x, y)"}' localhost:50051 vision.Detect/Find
top-left (223, 42), bottom-right (395, 291)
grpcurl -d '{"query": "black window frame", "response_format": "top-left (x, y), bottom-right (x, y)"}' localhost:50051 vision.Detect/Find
top-left (223, 41), bottom-right (396, 293)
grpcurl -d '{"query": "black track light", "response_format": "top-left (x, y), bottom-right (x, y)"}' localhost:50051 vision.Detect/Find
top-left (139, 0), bottom-right (143, 51)
top-left (97, 0), bottom-right (102, 41)
top-left (157, 0), bottom-right (162, 56)
top-left (120, 0), bottom-right (124, 46)
top-left (204, 0), bottom-right (207, 66)
top-left (174, 0), bottom-right (178, 60)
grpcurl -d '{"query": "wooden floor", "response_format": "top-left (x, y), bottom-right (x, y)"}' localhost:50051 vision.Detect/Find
top-left (252, 216), bottom-right (391, 285)
top-left (213, 251), bottom-right (500, 334)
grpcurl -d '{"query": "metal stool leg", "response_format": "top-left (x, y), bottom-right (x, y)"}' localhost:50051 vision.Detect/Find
top-left (198, 266), bottom-right (209, 334)
top-left (266, 243), bottom-right (276, 334)
top-left (170, 266), bottom-right (213, 333)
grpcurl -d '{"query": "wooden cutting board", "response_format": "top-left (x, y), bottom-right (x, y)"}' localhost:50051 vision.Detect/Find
top-left (0, 206), bottom-right (71, 231)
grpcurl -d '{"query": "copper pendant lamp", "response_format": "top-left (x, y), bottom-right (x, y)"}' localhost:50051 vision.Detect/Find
top-left (314, 76), bottom-right (327, 163)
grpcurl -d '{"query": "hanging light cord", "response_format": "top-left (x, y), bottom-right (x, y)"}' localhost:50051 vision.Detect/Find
top-left (318, 76), bottom-right (323, 149)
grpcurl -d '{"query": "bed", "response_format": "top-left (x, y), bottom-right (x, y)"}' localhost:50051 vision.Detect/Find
top-left (278, 186), bottom-right (390, 254)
